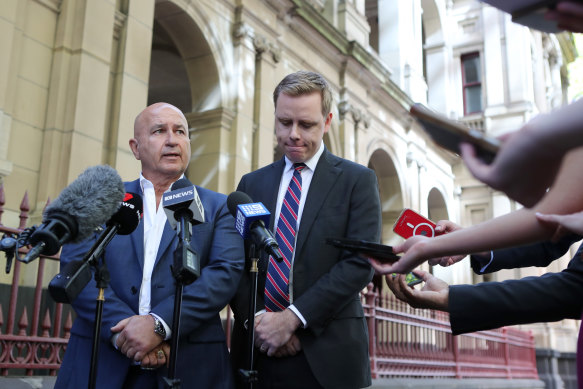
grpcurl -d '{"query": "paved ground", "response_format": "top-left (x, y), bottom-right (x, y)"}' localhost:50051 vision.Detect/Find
top-left (0, 377), bottom-right (546, 389)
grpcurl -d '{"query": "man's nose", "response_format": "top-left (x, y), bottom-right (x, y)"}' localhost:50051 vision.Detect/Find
top-left (166, 131), bottom-right (178, 145)
top-left (289, 123), bottom-right (300, 139)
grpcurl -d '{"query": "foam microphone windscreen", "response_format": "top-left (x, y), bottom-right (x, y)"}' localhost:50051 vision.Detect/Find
top-left (43, 165), bottom-right (125, 243)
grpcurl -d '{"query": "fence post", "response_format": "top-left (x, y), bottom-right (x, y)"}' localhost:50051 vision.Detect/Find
top-left (365, 283), bottom-right (378, 379)
top-left (503, 328), bottom-right (511, 378)
top-left (452, 335), bottom-right (461, 378)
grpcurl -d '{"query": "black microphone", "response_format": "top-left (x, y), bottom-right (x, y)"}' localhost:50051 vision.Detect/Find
top-left (48, 192), bottom-right (143, 303)
top-left (107, 192), bottom-right (143, 234)
top-left (163, 177), bottom-right (205, 229)
top-left (162, 177), bottom-right (204, 284)
top-left (21, 165), bottom-right (125, 263)
top-left (226, 191), bottom-right (283, 262)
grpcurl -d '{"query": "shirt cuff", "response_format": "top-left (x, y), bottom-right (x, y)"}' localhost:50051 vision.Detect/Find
top-left (479, 251), bottom-right (495, 274)
top-left (288, 304), bottom-right (307, 328)
top-left (111, 332), bottom-right (120, 349)
top-left (150, 312), bottom-right (172, 340)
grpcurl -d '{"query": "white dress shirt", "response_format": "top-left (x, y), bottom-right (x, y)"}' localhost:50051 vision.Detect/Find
top-left (273, 142), bottom-right (325, 326)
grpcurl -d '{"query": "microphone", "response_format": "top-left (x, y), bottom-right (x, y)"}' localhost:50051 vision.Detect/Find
top-left (163, 177), bottom-right (205, 229)
top-left (163, 177), bottom-right (204, 284)
top-left (226, 191), bottom-right (283, 262)
top-left (48, 192), bottom-right (143, 303)
top-left (107, 192), bottom-right (143, 234)
top-left (21, 165), bottom-right (125, 263)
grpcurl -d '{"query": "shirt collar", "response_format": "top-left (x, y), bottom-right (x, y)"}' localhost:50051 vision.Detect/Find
top-left (138, 173), bottom-right (185, 193)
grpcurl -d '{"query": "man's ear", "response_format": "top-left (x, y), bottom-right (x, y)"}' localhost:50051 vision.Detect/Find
top-left (129, 138), bottom-right (140, 160)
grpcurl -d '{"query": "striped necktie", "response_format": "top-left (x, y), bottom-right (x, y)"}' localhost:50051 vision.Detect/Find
top-left (264, 163), bottom-right (306, 312)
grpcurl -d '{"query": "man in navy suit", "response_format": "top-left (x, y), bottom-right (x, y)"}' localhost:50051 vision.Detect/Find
top-left (55, 103), bottom-right (244, 388)
top-left (230, 71), bottom-right (381, 388)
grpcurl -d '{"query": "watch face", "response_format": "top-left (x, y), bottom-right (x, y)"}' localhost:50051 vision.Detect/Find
top-left (152, 316), bottom-right (165, 337)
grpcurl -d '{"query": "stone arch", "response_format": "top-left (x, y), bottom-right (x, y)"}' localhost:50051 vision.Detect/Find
top-left (150, 1), bottom-right (222, 113)
top-left (367, 148), bottom-right (404, 246)
top-left (149, 1), bottom-right (235, 191)
top-left (427, 186), bottom-right (449, 222)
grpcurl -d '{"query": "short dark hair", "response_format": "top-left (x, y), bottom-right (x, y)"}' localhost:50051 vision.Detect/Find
top-left (273, 71), bottom-right (333, 117)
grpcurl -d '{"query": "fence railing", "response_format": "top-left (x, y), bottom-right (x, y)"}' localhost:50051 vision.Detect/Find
top-left (362, 286), bottom-right (538, 379)
top-left (0, 184), bottom-right (538, 380)
top-left (0, 186), bottom-right (72, 376)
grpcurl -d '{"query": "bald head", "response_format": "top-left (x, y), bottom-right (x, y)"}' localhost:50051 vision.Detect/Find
top-left (129, 102), bottom-right (191, 187)
top-left (134, 102), bottom-right (187, 138)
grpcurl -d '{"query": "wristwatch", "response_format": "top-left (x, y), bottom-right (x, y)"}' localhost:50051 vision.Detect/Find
top-left (150, 314), bottom-right (166, 339)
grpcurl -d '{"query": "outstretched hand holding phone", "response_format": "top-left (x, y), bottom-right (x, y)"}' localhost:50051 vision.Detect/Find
top-left (386, 270), bottom-right (449, 311)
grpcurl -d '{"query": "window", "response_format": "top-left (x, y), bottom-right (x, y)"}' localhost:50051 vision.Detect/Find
top-left (461, 53), bottom-right (483, 115)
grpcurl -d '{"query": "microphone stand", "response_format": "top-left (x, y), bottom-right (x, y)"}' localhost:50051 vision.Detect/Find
top-left (83, 226), bottom-right (119, 389)
top-left (239, 243), bottom-right (259, 388)
top-left (164, 211), bottom-right (199, 389)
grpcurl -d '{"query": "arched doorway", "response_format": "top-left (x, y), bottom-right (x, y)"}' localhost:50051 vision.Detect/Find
top-left (148, 1), bottom-right (229, 191)
top-left (368, 149), bottom-right (404, 291)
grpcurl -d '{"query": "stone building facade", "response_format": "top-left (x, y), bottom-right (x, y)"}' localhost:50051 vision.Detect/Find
top-left (0, 0), bottom-right (578, 383)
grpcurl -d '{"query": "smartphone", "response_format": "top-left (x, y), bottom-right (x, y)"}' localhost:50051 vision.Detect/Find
top-left (392, 208), bottom-right (443, 239)
top-left (325, 237), bottom-right (400, 263)
top-left (410, 103), bottom-right (500, 164)
top-left (390, 272), bottom-right (423, 286)
top-left (405, 272), bottom-right (423, 286)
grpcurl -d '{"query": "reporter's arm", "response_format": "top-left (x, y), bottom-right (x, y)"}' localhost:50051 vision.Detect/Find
top-left (378, 147), bottom-right (583, 274)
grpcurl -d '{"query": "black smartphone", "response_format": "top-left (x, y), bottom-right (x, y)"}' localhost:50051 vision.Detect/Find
top-left (325, 237), bottom-right (400, 263)
top-left (410, 103), bottom-right (500, 164)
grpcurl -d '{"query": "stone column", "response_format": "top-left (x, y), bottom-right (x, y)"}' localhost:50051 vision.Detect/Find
top-left (106, 0), bottom-right (155, 180)
top-left (39, 0), bottom-right (117, 205)
top-left (378, 0), bottom-right (426, 101)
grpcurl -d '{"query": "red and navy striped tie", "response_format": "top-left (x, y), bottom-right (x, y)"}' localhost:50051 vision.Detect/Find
top-left (264, 163), bottom-right (305, 312)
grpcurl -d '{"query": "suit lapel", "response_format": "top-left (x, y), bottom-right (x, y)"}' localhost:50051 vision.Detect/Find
top-left (295, 150), bottom-right (341, 256)
top-left (156, 221), bottom-right (176, 266)
top-left (124, 180), bottom-right (145, 270)
top-left (263, 159), bottom-right (286, 230)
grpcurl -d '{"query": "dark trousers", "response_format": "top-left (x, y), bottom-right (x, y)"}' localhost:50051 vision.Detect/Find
top-left (256, 350), bottom-right (324, 389)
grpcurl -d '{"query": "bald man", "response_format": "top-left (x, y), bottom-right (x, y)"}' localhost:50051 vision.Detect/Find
top-left (55, 103), bottom-right (244, 389)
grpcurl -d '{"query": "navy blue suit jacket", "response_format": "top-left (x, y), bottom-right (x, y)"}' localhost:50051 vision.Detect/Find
top-left (55, 179), bottom-right (244, 389)
top-left (230, 150), bottom-right (381, 389)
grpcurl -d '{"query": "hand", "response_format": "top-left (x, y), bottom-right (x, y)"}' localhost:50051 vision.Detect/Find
top-left (112, 315), bottom-right (163, 361)
top-left (428, 221), bottom-right (466, 267)
top-left (272, 334), bottom-right (302, 358)
top-left (460, 124), bottom-right (563, 208)
top-left (139, 342), bottom-right (170, 369)
top-left (536, 210), bottom-right (583, 241)
top-left (545, 1), bottom-right (583, 33)
top-left (369, 235), bottom-right (432, 275)
top-left (254, 310), bottom-right (300, 357)
top-left (386, 270), bottom-right (449, 311)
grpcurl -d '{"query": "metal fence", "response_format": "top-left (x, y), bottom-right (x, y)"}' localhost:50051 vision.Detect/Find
top-left (0, 184), bottom-right (538, 379)
top-left (362, 286), bottom-right (538, 379)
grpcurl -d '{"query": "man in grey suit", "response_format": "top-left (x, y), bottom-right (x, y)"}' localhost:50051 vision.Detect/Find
top-left (230, 71), bottom-right (381, 389)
